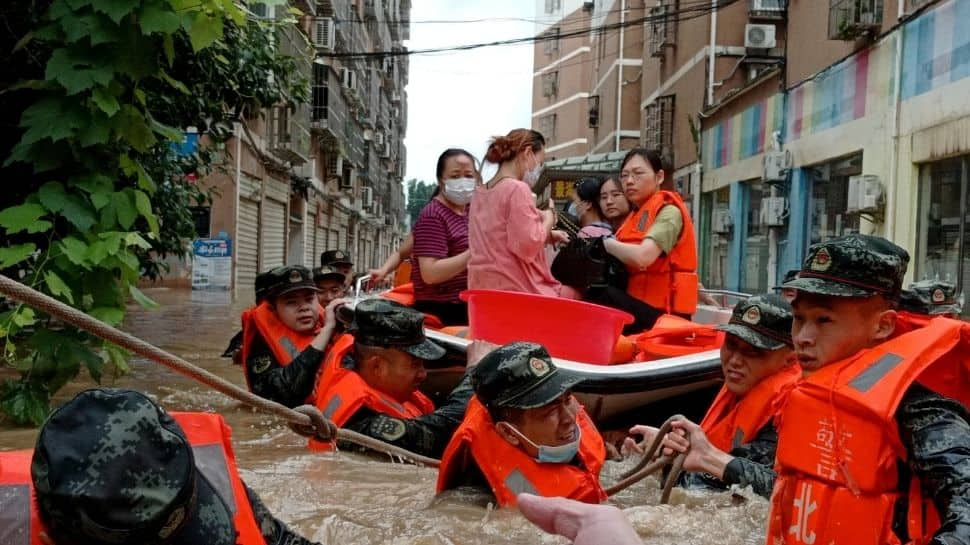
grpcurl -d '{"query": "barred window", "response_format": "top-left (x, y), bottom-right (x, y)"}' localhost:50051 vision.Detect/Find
top-left (541, 71), bottom-right (559, 98)
top-left (539, 114), bottom-right (557, 140)
top-left (643, 95), bottom-right (675, 165)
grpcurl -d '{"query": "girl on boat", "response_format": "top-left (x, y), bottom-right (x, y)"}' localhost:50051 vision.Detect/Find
top-left (570, 178), bottom-right (613, 239)
top-left (597, 175), bottom-right (632, 231)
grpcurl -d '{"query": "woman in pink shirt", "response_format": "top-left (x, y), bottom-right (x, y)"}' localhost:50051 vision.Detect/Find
top-left (468, 129), bottom-right (570, 297)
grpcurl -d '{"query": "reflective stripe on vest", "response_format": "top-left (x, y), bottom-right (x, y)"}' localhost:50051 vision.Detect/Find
top-left (699, 364), bottom-right (801, 454)
top-left (436, 397), bottom-right (607, 507)
top-left (0, 413), bottom-right (267, 545)
top-left (240, 302), bottom-right (323, 396)
top-left (308, 334), bottom-right (435, 451)
top-left (767, 317), bottom-right (967, 545)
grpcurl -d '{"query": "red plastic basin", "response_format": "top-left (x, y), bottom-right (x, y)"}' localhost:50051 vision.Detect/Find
top-left (460, 289), bottom-right (634, 364)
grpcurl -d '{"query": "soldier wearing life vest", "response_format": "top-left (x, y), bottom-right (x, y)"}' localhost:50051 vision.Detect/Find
top-left (0, 388), bottom-right (320, 545)
top-left (754, 235), bottom-right (969, 545)
top-left (897, 279), bottom-right (963, 332)
top-left (309, 298), bottom-right (488, 457)
top-left (221, 268), bottom-right (277, 364)
top-left (321, 249), bottom-right (354, 291)
top-left (240, 265), bottom-right (345, 408)
top-left (436, 342), bottom-right (607, 507)
top-left (631, 293), bottom-right (800, 498)
top-left (313, 265), bottom-right (348, 308)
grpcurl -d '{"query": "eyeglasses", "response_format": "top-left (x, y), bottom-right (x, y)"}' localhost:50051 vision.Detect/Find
top-left (619, 170), bottom-right (650, 180)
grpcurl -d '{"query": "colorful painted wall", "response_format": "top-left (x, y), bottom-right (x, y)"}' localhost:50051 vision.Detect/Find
top-left (901, 0), bottom-right (970, 101)
top-left (703, 94), bottom-right (784, 171)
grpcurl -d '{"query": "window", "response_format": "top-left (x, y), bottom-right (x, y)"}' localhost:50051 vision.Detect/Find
top-left (808, 154), bottom-right (862, 244)
top-left (543, 27), bottom-right (560, 56)
top-left (190, 207), bottom-right (211, 238)
top-left (541, 71), bottom-right (559, 98)
top-left (916, 154), bottom-right (970, 315)
top-left (312, 64), bottom-right (329, 121)
top-left (648, 0), bottom-right (677, 56)
top-left (643, 95), bottom-right (675, 166)
top-left (539, 114), bottom-right (557, 140)
top-left (828, 0), bottom-right (883, 40)
top-left (705, 187), bottom-right (731, 290)
top-left (742, 181), bottom-right (770, 294)
top-left (544, 0), bottom-right (562, 14)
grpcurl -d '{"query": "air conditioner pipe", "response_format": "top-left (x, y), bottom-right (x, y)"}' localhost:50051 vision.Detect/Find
top-left (615, 0), bottom-right (626, 152)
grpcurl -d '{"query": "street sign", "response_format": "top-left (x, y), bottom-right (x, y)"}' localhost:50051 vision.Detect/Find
top-left (191, 238), bottom-right (232, 290)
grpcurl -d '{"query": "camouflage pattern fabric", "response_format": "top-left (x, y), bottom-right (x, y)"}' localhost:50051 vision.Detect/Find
top-left (783, 234), bottom-right (910, 298)
top-left (312, 265), bottom-right (345, 283)
top-left (347, 298), bottom-right (445, 360)
top-left (471, 342), bottom-right (582, 410)
top-left (320, 249), bottom-right (353, 267)
top-left (245, 334), bottom-right (324, 408)
top-left (899, 279), bottom-right (963, 316)
top-left (716, 293), bottom-right (794, 350)
top-left (263, 266), bottom-right (319, 300)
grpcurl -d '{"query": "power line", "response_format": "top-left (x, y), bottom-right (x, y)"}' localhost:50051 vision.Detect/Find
top-left (320, 0), bottom-right (739, 60)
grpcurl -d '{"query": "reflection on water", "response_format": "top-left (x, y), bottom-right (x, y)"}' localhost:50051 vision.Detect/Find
top-left (0, 288), bottom-right (767, 544)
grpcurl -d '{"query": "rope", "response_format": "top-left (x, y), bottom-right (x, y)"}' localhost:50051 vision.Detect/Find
top-left (0, 275), bottom-right (440, 467)
top-left (605, 415), bottom-right (688, 503)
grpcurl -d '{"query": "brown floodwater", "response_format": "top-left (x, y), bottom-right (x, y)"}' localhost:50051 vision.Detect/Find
top-left (0, 288), bottom-right (768, 544)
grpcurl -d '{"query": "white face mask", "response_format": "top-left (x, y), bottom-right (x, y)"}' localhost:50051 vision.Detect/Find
top-left (442, 177), bottom-right (476, 206)
top-left (522, 153), bottom-right (543, 188)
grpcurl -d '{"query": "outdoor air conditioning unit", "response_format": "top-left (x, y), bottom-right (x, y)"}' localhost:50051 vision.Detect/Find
top-left (763, 149), bottom-right (791, 182)
top-left (391, 91), bottom-right (401, 103)
top-left (847, 175), bottom-right (883, 213)
top-left (312, 17), bottom-right (335, 50)
top-left (760, 196), bottom-right (787, 227)
top-left (381, 141), bottom-right (391, 158)
top-left (745, 24), bottom-right (777, 49)
top-left (340, 68), bottom-right (357, 91)
top-left (712, 209), bottom-right (734, 234)
top-left (361, 187), bottom-right (374, 209)
top-left (375, 133), bottom-right (385, 146)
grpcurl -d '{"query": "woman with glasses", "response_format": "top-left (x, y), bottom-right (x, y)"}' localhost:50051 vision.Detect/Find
top-left (586, 149), bottom-right (698, 332)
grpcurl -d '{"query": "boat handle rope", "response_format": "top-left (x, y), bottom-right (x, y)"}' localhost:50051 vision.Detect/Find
top-left (605, 414), bottom-right (689, 503)
top-left (0, 274), bottom-right (441, 467)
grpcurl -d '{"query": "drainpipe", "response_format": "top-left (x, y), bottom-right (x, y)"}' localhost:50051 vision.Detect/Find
top-left (233, 123), bottom-right (242, 296)
top-left (707, 0), bottom-right (718, 106)
top-left (886, 17), bottom-right (904, 240)
top-left (614, 0), bottom-right (626, 152)
top-left (767, 185), bottom-right (779, 287)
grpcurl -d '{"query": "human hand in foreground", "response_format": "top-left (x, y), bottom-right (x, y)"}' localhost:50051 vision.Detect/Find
top-left (465, 340), bottom-right (499, 369)
top-left (621, 424), bottom-right (663, 457)
top-left (665, 418), bottom-right (733, 479)
top-left (367, 267), bottom-right (388, 284)
top-left (517, 493), bottom-right (641, 545)
top-left (549, 229), bottom-right (569, 245)
top-left (322, 298), bottom-right (351, 331)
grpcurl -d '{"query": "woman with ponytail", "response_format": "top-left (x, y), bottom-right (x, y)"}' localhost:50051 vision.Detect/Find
top-left (467, 129), bottom-right (572, 297)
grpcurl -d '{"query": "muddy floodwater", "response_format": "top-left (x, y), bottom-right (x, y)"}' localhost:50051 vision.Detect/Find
top-left (0, 288), bottom-right (768, 544)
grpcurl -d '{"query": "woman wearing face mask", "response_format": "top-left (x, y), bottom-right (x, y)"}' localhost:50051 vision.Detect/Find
top-left (587, 149), bottom-right (699, 333)
top-left (468, 129), bottom-right (571, 297)
top-left (409, 148), bottom-right (479, 326)
top-left (571, 178), bottom-right (613, 238)
top-left (597, 176), bottom-right (632, 231)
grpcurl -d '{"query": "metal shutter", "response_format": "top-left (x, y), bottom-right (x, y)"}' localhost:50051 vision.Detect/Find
top-left (237, 198), bottom-right (260, 296)
top-left (260, 198), bottom-right (286, 271)
top-left (304, 212), bottom-right (316, 267)
top-left (314, 224), bottom-right (327, 266)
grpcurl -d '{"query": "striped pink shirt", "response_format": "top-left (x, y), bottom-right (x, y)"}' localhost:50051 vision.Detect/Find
top-left (411, 198), bottom-right (469, 303)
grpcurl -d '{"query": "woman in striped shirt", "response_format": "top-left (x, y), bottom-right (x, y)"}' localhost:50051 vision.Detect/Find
top-left (410, 148), bottom-right (480, 326)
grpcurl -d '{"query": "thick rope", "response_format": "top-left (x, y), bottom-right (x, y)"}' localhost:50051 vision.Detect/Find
top-left (0, 275), bottom-right (440, 467)
top-left (605, 414), bottom-right (688, 502)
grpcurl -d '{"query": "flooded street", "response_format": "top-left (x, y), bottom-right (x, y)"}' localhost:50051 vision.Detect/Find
top-left (0, 288), bottom-right (768, 544)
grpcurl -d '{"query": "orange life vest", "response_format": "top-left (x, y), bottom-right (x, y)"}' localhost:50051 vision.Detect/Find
top-left (240, 301), bottom-right (324, 401)
top-left (435, 397), bottom-right (607, 507)
top-left (634, 314), bottom-right (724, 360)
top-left (699, 364), bottom-right (801, 453)
top-left (307, 333), bottom-right (436, 451)
top-left (767, 317), bottom-right (970, 545)
top-left (615, 190), bottom-right (699, 315)
top-left (0, 412), bottom-right (267, 545)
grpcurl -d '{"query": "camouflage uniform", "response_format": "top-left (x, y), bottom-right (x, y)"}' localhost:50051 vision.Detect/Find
top-left (336, 298), bottom-right (473, 458)
top-left (900, 279), bottom-right (964, 316)
top-left (30, 388), bottom-right (319, 545)
top-left (681, 293), bottom-right (794, 497)
top-left (751, 234), bottom-right (970, 545)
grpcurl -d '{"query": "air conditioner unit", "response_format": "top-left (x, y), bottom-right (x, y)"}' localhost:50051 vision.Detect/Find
top-left (760, 196), bottom-right (787, 227)
top-left (361, 187), bottom-right (374, 209)
top-left (391, 91), bottom-right (401, 103)
top-left (312, 17), bottom-right (335, 50)
top-left (847, 175), bottom-right (883, 213)
top-left (363, 129), bottom-right (373, 141)
top-left (340, 68), bottom-right (356, 91)
top-left (745, 24), bottom-right (777, 49)
top-left (381, 141), bottom-right (391, 158)
top-left (763, 150), bottom-right (791, 182)
top-left (375, 133), bottom-right (385, 146)
top-left (712, 209), bottom-right (734, 234)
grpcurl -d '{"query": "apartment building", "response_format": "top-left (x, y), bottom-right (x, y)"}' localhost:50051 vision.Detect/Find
top-left (164, 0), bottom-right (410, 297)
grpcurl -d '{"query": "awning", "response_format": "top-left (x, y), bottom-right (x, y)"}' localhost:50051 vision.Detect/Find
top-left (535, 150), bottom-right (627, 200)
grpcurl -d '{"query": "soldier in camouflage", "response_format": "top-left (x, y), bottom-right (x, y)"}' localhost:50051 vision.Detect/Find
top-left (900, 278), bottom-right (963, 317)
top-left (10, 388), bottom-right (318, 545)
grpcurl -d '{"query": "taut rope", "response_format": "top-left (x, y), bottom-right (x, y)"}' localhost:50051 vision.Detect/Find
top-left (605, 415), bottom-right (688, 503)
top-left (0, 275), bottom-right (440, 467)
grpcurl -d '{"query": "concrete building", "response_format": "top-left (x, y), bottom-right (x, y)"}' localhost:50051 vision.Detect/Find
top-left (164, 0), bottom-right (410, 297)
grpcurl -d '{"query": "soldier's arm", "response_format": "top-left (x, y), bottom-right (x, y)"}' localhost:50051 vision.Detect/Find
top-left (729, 421), bottom-right (779, 469)
top-left (896, 384), bottom-right (970, 545)
top-left (679, 423), bottom-right (778, 494)
top-left (246, 335), bottom-right (324, 408)
top-left (244, 483), bottom-right (322, 545)
top-left (342, 372), bottom-right (474, 458)
top-left (720, 456), bottom-right (776, 498)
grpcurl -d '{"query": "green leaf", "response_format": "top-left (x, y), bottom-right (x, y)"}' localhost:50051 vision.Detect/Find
top-left (112, 191), bottom-right (137, 229)
top-left (124, 232), bottom-right (152, 250)
top-left (129, 285), bottom-right (159, 309)
top-left (158, 70), bottom-right (190, 95)
top-left (118, 155), bottom-right (156, 192)
top-left (16, 96), bottom-right (83, 145)
top-left (38, 181), bottom-right (69, 212)
top-left (12, 308), bottom-right (35, 327)
top-left (162, 34), bottom-right (175, 66)
top-left (188, 12), bottom-right (223, 52)
top-left (0, 203), bottom-right (51, 234)
top-left (58, 237), bottom-right (89, 267)
top-left (93, 0), bottom-right (136, 24)
top-left (91, 87), bottom-right (120, 116)
top-left (45, 48), bottom-right (115, 95)
top-left (77, 119), bottom-right (111, 147)
top-left (0, 244), bottom-right (36, 268)
top-left (0, 379), bottom-right (51, 426)
top-left (89, 307), bottom-right (124, 325)
top-left (139, 3), bottom-right (181, 34)
top-left (61, 13), bottom-right (120, 45)
top-left (39, 182), bottom-right (97, 231)
top-left (115, 106), bottom-right (156, 152)
top-left (43, 271), bottom-right (74, 303)
top-left (150, 117), bottom-right (184, 141)
top-left (13, 31), bottom-right (33, 52)
top-left (132, 189), bottom-right (159, 235)
top-left (104, 343), bottom-right (130, 374)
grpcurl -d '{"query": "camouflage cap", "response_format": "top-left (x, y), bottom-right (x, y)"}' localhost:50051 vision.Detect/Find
top-left (312, 265), bottom-right (346, 283)
top-left (31, 388), bottom-right (234, 545)
top-left (899, 279), bottom-right (963, 316)
top-left (321, 249), bottom-right (354, 267)
top-left (716, 293), bottom-right (794, 350)
top-left (348, 298), bottom-right (445, 360)
top-left (254, 268), bottom-right (276, 302)
top-left (264, 265), bottom-right (319, 300)
top-left (782, 234), bottom-right (910, 299)
top-left (471, 342), bottom-right (582, 410)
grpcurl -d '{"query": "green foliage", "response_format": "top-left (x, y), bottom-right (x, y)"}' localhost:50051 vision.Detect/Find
top-left (406, 179), bottom-right (437, 227)
top-left (0, 0), bottom-right (309, 425)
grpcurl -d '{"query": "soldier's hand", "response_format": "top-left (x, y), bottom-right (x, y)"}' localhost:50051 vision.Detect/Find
top-left (322, 298), bottom-right (351, 331)
top-left (666, 418), bottom-right (733, 478)
top-left (465, 340), bottom-right (498, 369)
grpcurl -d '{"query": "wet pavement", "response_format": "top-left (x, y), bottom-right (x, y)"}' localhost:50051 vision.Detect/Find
top-left (0, 288), bottom-right (768, 544)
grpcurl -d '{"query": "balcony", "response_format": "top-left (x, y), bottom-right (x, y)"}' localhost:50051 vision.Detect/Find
top-left (310, 64), bottom-right (347, 143)
top-left (828, 0), bottom-right (883, 40)
top-left (268, 103), bottom-right (312, 165)
top-left (749, 0), bottom-right (787, 19)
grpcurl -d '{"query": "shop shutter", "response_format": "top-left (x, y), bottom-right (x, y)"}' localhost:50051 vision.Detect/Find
top-left (314, 223), bottom-right (327, 266)
top-left (304, 212), bottom-right (317, 267)
top-left (237, 198), bottom-right (260, 296)
top-left (260, 198), bottom-right (286, 271)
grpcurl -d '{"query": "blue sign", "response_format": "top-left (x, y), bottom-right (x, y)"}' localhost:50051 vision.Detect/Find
top-left (193, 238), bottom-right (232, 258)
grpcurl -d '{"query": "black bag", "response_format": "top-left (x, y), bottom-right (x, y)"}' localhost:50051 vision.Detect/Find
top-left (551, 236), bottom-right (628, 294)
